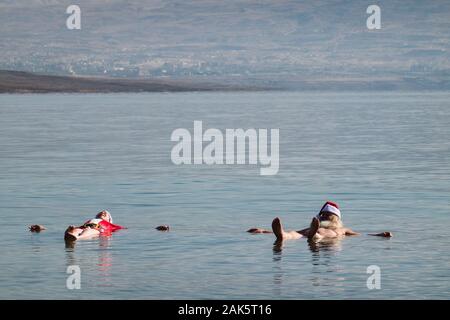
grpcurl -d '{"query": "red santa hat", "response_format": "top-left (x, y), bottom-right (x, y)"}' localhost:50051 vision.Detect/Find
top-left (317, 201), bottom-right (341, 220)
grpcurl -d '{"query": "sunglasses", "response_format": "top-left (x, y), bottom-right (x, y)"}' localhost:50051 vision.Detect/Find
top-left (83, 223), bottom-right (99, 229)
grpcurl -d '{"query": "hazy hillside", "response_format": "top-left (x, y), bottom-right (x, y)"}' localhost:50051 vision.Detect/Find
top-left (0, 0), bottom-right (449, 87)
top-left (0, 70), bottom-right (265, 93)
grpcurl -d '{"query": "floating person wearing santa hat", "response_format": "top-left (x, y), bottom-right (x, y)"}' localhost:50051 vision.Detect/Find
top-left (247, 201), bottom-right (393, 241)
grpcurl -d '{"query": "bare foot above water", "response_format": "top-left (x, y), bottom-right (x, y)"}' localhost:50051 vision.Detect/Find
top-left (307, 217), bottom-right (320, 240)
top-left (271, 217), bottom-right (302, 241)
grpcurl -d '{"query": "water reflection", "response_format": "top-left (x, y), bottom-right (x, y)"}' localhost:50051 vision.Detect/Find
top-left (271, 238), bottom-right (345, 291)
top-left (64, 236), bottom-right (114, 288)
top-left (272, 239), bottom-right (284, 253)
top-left (308, 238), bottom-right (343, 255)
top-left (65, 244), bottom-right (77, 267)
top-left (97, 236), bottom-right (113, 287)
top-left (65, 239), bottom-right (76, 249)
top-left (271, 241), bottom-right (284, 297)
top-left (29, 232), bottom-right (44, 253)
top-left (308, 238), bottom-right (345, 288)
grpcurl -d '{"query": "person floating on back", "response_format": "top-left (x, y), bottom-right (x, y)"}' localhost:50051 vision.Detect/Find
top-left (64, 210), bottom-right (125, 242)
top-left (248, 201), bottom-right (392, 242)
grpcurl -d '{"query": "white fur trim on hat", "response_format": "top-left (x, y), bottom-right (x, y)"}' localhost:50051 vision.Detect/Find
top-left (319, 204), bottom-right (341, 219)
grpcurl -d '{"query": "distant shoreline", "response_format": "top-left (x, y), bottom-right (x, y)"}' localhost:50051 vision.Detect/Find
top-left (0, 70), bottom-right (448, 93)
top-left (0, 70), bottom-right (268, 94)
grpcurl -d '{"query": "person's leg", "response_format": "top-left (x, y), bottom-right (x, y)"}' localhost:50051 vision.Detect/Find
top-left (64, 226), bottom-right (83, 241)
top-left (271, 217), bottom-right (302, 241)
top-left (307, 217), bottom-right (322, 241)
top-left (76, 227), bottom-right (100, 240)
top-left (64, 226), bottom-right (100, 241)
top-left (296, 227), bottom-right (310, 237)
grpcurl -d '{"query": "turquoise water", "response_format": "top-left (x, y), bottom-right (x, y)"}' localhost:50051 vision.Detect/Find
top-left (0, 91), bottom-right (449, 299)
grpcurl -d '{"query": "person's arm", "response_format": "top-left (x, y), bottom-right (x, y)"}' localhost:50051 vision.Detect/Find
top-left (295, 227), bottom-right (310, 237)
top-left (344, 228), bottom-right (360, 236)
top-left (368, 232), bottom-right (393, 237)
top-left (247, 228), bottom-right (272, 234)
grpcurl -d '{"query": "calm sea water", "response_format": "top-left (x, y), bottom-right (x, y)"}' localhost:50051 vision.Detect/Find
top-left (0, 91), bottom-right (449, 299)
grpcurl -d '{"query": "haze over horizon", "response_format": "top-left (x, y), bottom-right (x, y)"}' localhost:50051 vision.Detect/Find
top-left (1, 0), bottom-right (449, 87)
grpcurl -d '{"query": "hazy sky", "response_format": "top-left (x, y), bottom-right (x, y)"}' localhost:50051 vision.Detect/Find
top-left (0, 0), bottom-right (449, 79)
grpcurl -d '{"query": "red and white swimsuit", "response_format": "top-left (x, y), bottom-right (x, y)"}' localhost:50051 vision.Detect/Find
top-left (82, 218), bottom-right (125, 234)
